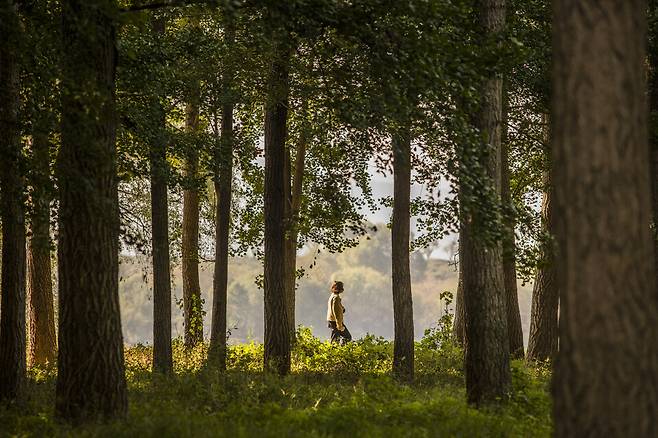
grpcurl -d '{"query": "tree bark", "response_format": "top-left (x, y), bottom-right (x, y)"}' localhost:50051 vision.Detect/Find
top-left (27, 126), bottom-right (57, 367)
top-left (461, 0), bottom-right (511, 406)
top-left (149, 15), bottom-right (172, 374)
top-left (56, 0), bottom-right (127, 422)
top-left (0, 0), bottom-right (26, 401)
top-left (391, 124), bottom-right (414, 382)
top-left (552, 1), bottom-right (658, 436)
top-left (263, 45), bottom-right (291, 375)
top-left (500, 81), bottom-right (523, 359)
top-left (284, 107), bottom-right (307, 343)
top-left (209, 102), bottom-right (233, 371)
top-left (526, 169), bottom-right (558, 362)
top-left (182, 90), bottom-right (203, 348)
top-left (649, 3), bottom-right (658, 294)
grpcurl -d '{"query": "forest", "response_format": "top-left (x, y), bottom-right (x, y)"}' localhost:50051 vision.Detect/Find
top-left (0, 0), bottom-right (657, 436)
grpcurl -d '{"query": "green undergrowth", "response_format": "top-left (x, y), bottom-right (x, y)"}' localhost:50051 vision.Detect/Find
top-left (1, 328), bottom-right (551, 437)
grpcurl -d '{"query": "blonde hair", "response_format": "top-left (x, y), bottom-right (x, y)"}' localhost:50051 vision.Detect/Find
top-left (331, 281), bottom-right (344, 294)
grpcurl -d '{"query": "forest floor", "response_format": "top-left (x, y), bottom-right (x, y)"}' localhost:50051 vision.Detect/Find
top-left (0, 328), bottom-right (552, 437)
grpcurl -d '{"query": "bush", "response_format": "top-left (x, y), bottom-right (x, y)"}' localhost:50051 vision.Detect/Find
top-left (0, 327), bottom-right (551, 437)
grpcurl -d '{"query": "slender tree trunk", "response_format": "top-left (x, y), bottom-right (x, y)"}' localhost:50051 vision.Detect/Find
top-left (182, 90), bottom-right (203, 348)
top-left (0, 0), bottom-right (26, 401)
top-left (500, 82), bottom-right (523, 359)
top-left (56, 0), bottom-right (127, 422)
top-left (150, 12), bottom-right (172, 375)
top-left (391, 124), bottom-right (414, 382)
top-left (461, 0), bottom-right (511, 406)
top-left (452, 257), bottom-right (465, 345)
top-left (27, 127), bottom-right (57, 367)
top-left (209, 103), bottom-right (233, 371)
top-left (264, 44), bottom-right (291, 375)
top-left (526, 170), bottom-right (558, 362)
top-left (284, 108), bottom-right (307, 343)
top-left (552, 2), bottom-right (658, 436)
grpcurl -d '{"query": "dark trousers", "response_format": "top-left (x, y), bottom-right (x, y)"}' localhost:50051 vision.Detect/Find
top-left (328, 321), bottom-right (352, 345)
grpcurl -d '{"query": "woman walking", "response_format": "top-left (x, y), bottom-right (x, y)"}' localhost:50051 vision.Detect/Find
top-left (327, 281), bottom-right (352, 344)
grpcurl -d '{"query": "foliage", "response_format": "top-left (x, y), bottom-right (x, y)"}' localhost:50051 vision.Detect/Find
top-left (2, 328), bottom-right (551, 437)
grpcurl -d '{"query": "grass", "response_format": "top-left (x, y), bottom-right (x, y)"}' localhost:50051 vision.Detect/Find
top-left (0, 327), bottom-right (552, 437)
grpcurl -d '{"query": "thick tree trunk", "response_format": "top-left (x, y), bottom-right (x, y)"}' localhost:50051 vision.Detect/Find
top-left (284, 114), bottom-right (307, 343)
top-left (0, 0), bottom-right (26, 401)
top-left (209, 103), bottom-right (233, 371)
top-left (391, 124), bottom-right (414, 382)
top-left (182, 92), bottom-right (203, 348)
top-left (649, 9), bottom-right (658, 292)
top-left (27, 128), bottom-right (57, 367)
top-left (461, 0), bottom-right (511, 406)
top-left (150, 14), bottom-right (172, 375)
top-left (500, 83), bottom-right (523, 359)
top-left (263, 46), bottom-right (291, 375)
top-left (526, 169), bottom-right (558, 362)
top-left (552, 2), bottom-right (658, 436)
top-left (56, 0), bottom-right (127, 422)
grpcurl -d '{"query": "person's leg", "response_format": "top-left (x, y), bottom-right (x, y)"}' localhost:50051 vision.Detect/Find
top-left (329, 321), bottom-right (340, 343)
top-left (343, 326), bottom-right (352, 342)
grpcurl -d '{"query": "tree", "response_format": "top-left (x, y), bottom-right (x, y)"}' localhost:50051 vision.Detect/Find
top-left (149, 16), bottom-right (173, 374)
top-left (526, 120), bottom-right (557, 363)
top-left (56, 0), bottom-right (127, 422)
top-left (552, 1), bottom-right (658, 435)
top-left (500, 82), bottom-right (523, 359)
top-left (0, 0), bottom-right (27, 402)
top-left (263, 36), bottom-right (291, 375)
top-left (460, 0), bottom-right (511, 406)
top-left (391, 122), bottom-right (414, 382)
top-left (182, 88), bottom-right (203, 348)
top-left (209, 16), bottom-right (235, 367)
top-left (27, 122), bottom-right (57, 367)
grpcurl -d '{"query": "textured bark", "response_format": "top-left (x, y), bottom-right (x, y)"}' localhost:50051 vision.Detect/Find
top-left (552, 2), bottom-right (658, 436)
top-left (209, 103), bottom-right (233, 371)
top-left (182, 90), bottom-right (203, 348)
top-left (0, 0), bottom-right (26, 401)
top-left (27, 128), bottom-right (57, 367)
top-left (452, 258), bottom-right (465, 346)
top-left (391, 125), bottom-right (414, 382)
top-left (461, 0), bottom-right (511, 406)
top-left (649, 7), bottom-right (658, 293)
top-left (56, 0), bottom-right (127, 422)
top-left (263, 46), bottom-right (291, 375)
top-left (284, 111), bottom-right (307, 343)
top-left (149, 13), bottom-right (172, 375)
top-left (526, 170), bottom-right (558, 362)
top-left (500, 83), bottom-right (523, 359)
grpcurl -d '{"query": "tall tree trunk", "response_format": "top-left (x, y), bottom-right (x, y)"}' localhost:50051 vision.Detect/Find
top-left (452, 257), bottom-right (465, 345)
top-left (27, 126), bottom-right (57, 367)
top-left (391, 124), bottom-right (414, 382)
top-left (182, 90), bottom-right (203, 348)
top-left (263, 45), bottom-right (291, 375)
top-left (209, 102), bottom-right (233, 371)
top-left (0, 0), bottom-right (26, 401)
top-left (500, 82), bottom-right (524, 359)
top-left (461, 0), bottom-right (511, 406)
top-left (56, 0), bottom-right (127, 422)
top-left (284, 107), bottom-right (307, 343)
top-left (150, 14), bottom-right (172, 375)
top-left (552, 2), bottom-right (658, 436)
top-left (649, 5), bottom-right (658, 293)
top-left (526, 118), bottom-right (558, 363)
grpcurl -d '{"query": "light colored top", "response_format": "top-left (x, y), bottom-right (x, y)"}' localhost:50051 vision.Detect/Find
top-left (326, 293), bottom-right (345, 330)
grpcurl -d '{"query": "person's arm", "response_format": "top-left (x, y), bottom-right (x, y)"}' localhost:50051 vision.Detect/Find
top-left (333, 296), bottom-right (344, 331)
